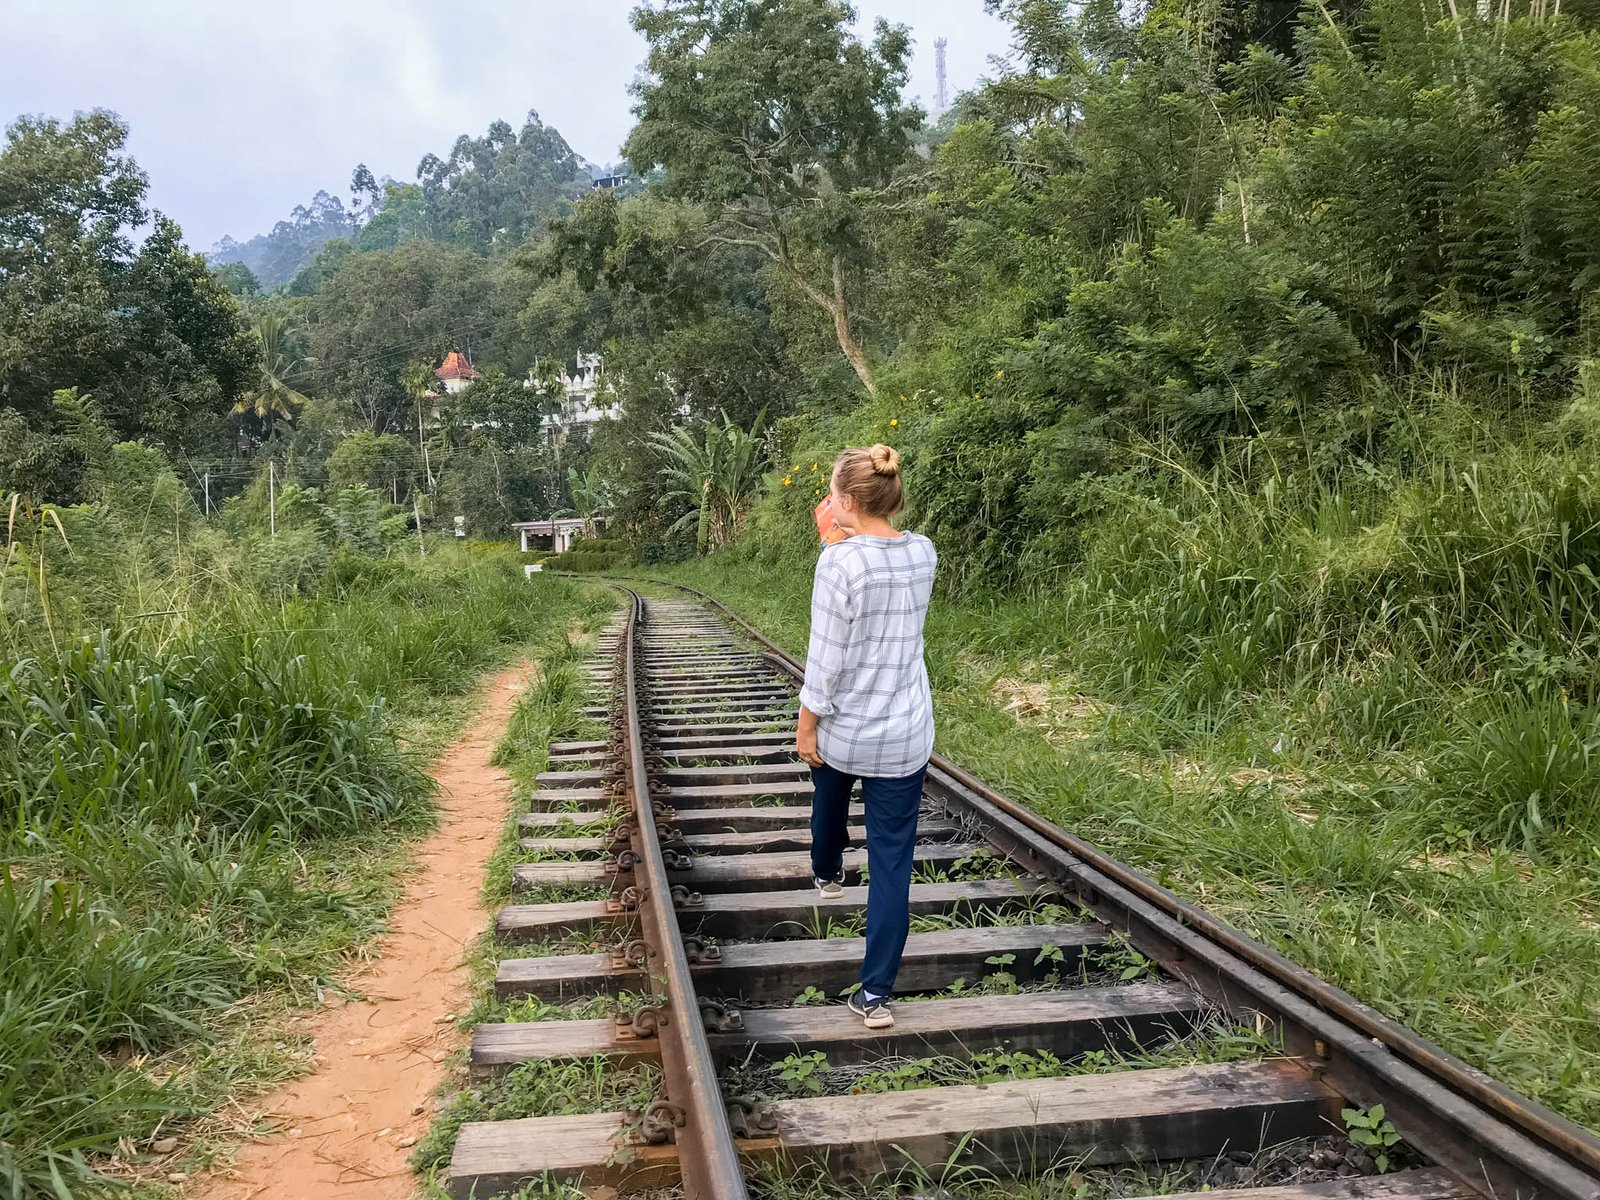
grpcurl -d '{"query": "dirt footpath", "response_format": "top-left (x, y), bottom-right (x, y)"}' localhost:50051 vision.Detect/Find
top-left (196, 661), bottom-right (536, 1200)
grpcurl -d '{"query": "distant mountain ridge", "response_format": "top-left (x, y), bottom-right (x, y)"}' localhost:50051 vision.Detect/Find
top-left (210, 190), bottom-right (361, 288)
top-left (209, 110), bottom-right (606, 289)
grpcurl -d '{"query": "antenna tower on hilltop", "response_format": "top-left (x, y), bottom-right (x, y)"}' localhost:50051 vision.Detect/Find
top-left (934, 37), bottom-right (949, 116)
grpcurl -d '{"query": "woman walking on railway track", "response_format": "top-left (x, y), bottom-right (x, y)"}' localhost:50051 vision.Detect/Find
top-left (796, 444), bottom-right (937, 1030)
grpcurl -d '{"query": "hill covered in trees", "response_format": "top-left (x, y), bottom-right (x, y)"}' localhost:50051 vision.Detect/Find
top-left (208, 189), bottom-right (361, 290)
top-left (208, 109), bottom-right (599, 287)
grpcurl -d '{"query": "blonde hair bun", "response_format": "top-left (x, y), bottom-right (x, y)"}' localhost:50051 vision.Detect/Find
top-left (833, 444), bottom-right (906, 517)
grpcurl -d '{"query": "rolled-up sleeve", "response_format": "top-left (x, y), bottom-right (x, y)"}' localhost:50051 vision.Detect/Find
top-left (799, 554), bottom-right (852, 717)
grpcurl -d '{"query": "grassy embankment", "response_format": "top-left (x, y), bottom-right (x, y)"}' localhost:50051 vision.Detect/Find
top-left (1, 538), bottom-right (609, 1198)
top-left (643, 416), bottom-right (1600, 1137)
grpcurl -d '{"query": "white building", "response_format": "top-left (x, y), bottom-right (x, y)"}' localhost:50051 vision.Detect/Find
top-left (536, 352), bottom-right (622, 441)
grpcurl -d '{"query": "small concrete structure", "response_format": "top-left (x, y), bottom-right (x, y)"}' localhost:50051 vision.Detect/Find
top-left (513, 517), bottom-right (595, 555)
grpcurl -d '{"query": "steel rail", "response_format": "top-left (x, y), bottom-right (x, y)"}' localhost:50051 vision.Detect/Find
top-left (616, 588), bottom-right (750, 1200)
top-left (658, 579), bottom-right (1600, 1200)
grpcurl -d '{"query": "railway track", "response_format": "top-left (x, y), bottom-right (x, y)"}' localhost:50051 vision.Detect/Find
top-left (447, 588), bottom-right (1600, 1200)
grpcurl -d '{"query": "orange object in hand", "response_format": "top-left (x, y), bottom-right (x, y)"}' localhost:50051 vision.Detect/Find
top-left (814, 496), bottom-right (847, 546)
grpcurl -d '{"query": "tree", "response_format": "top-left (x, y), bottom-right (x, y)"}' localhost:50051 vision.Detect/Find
top-left (305, 241), bottom-right (506, 433)
top-left (412, 111), bottom-right (593, 252)
top-left (564, 464), bottom-right (615, 535)
top-left (232, 314), bottom-right (311, 425)
top-left (325, 431), bottom-right (417, 498)
top-left (625, 0), bottom-right (921, 395)
top-left (210, 189), bottom-right (359, 288)
top-left (288, 237), bottom-right (354, 296)
top-left (352, 183), bottom-right (428, 252)
top-left (436, 439), bottom-right (567, 538)
top-left (214, 261), bottom-right (261, 296)
top-left (444, 372), bottom-right (553, 449)
top-left (527, 191), bottom-right (792, 428)
top-left (351, 162), bottom-right (384, 224)
top-left (0, 111), bottom-right (257, 500)
top-left (649, 412), bottom-right (768, 554)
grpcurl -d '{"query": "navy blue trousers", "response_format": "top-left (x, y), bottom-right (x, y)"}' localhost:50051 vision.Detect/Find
top-left (809, 760), bottom-right (927, 999)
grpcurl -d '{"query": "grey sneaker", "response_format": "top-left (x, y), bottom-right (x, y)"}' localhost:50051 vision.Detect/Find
top-left (847, 990), bottom-right (894, 1029)
top-left (814, 874), bottom-right (845, 899)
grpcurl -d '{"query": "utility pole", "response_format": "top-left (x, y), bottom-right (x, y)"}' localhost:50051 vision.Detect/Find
top-left (413, 492), bottom-right (426, 558)
top-left (418, 397), bottom-right (434, 489)
top-left (934, 37), bottom-right (949, 117)
top-left (269, 461), bottom-right (277, 537)
top-left (203, 471), bottom-right (211, 516)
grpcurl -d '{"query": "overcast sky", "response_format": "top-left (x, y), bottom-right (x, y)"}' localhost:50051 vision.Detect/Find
top-left (2, 0), bottom-right (1014, 251)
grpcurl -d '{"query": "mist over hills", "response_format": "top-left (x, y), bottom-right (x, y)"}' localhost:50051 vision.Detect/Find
top-left (209, 109), bottom-right (621, 288)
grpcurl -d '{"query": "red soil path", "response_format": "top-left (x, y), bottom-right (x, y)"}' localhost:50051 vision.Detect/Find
top-left (195, 661), bottom-right (536, 1200)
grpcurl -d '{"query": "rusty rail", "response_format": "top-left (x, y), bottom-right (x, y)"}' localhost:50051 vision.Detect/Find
top-left (616, 588), bottom-right (750, 1200)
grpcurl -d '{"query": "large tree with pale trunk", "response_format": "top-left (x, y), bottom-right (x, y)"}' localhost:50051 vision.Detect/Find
top-left (624, 0), bottom-right (921, 396)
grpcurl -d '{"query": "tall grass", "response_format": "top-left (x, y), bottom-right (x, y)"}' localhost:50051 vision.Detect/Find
top-left (0, 541), bottom-right (608, 1197)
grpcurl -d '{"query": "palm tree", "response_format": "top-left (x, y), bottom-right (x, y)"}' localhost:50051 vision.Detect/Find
top-left (564, 465), bottom-right (616, 536)
top-left (649, 412), bottom-right (767, 554)
top-left (231, 315), bottom-right (310, 423)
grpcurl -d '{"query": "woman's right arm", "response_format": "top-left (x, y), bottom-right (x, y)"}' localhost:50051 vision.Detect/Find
top-left (796, 705), bottom-right (823, 767)
top-left (797, 555), bottom-right (851, 758)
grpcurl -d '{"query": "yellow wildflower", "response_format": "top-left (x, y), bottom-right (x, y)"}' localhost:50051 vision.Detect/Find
top-left (783, 475), bottom-right (793, 487)
top-left (811, 463), bottom-right (819, 472)
top-left (996, 369), bottom-right (1005, 378)
top-left (890, 418), bottom-right (899, 427)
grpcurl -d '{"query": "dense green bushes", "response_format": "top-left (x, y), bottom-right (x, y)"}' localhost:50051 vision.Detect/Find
top-left (0, 528), bottom-right (608, 1195)
top-left (678, 0), bottom-right (1600, 858)
top-left (762, 0), bottom-right (1600, 591)
top-left (743, 383), bottom-right (1600, 853)
top-left (541, 536), bottom-right (631, 572)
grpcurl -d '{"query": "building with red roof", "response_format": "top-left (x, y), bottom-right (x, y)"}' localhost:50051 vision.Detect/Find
top-left (434, 351), bottom-right (481, 395)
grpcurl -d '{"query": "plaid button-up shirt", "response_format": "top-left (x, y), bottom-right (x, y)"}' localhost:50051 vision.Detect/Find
top-left (799, 532), bottom-right (937, 778)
